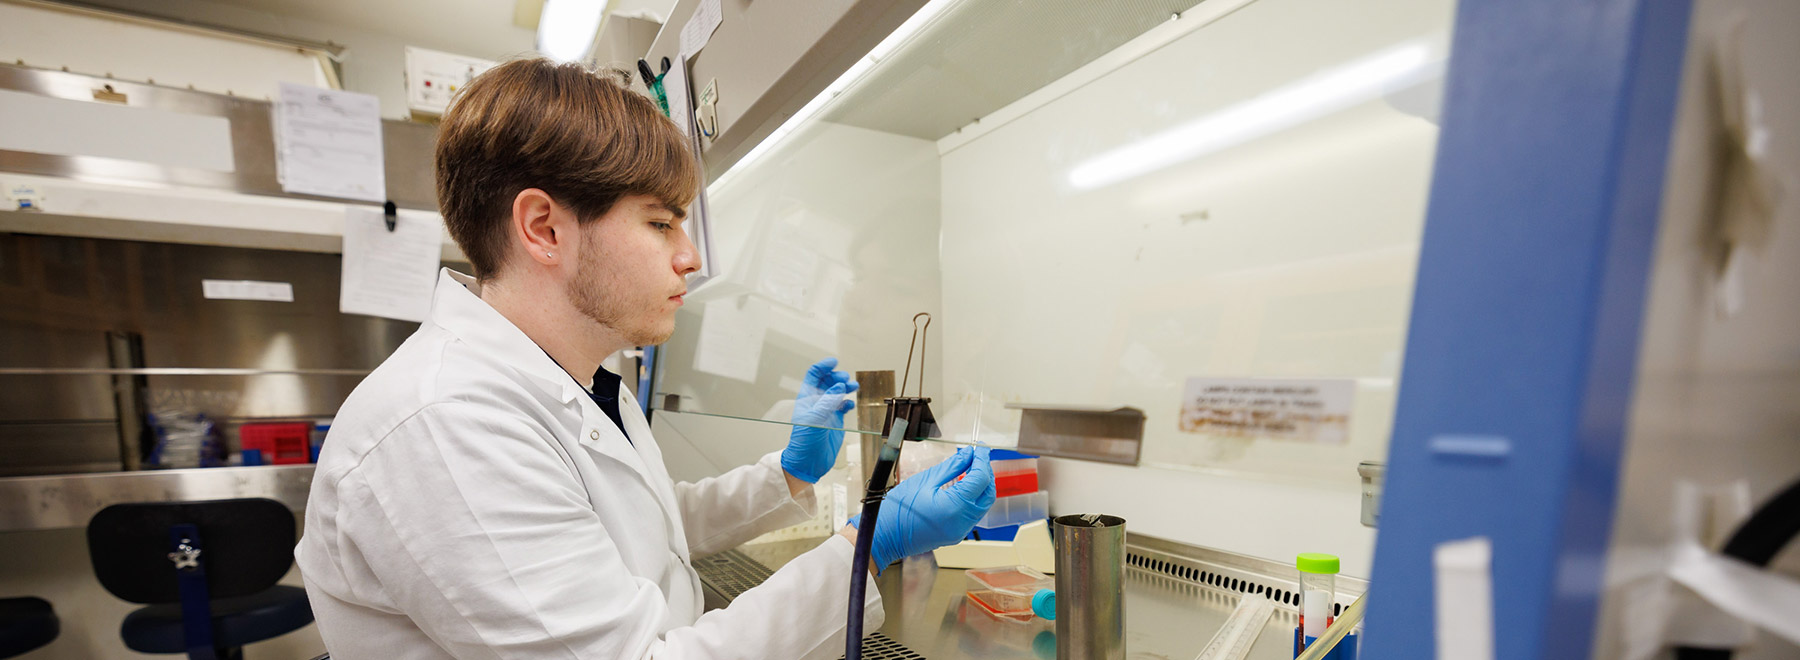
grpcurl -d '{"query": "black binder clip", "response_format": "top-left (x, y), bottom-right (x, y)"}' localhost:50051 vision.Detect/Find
top-left (383, 200), bottom-right (398, 232)
top-left (883, 313), bottom-right (939, 442)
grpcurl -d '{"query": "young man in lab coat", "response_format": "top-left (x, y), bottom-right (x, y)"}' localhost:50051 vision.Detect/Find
top-left (294, 59), bottom-right (996, 659)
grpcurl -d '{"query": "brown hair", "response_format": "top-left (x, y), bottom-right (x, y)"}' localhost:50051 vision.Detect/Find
top-left (435, 58), bottom-right (699, 278)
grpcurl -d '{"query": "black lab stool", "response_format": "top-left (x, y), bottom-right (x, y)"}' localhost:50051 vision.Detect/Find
top-left (0, 597), bottom-right (58, 658)
top-left (87, 498), bottom-right (313, 660)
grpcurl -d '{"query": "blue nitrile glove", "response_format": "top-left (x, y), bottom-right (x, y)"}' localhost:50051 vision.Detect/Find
top-left (851, 446), bottom-right (996, 571)
top-left (781, 357), bottom-right (858, 483)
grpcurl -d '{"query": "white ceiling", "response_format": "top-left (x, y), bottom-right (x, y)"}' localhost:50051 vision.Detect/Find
top-left (112, 0), bottom-right (676, 60)
top-left (190, 0), bottom-right (534, 56)
top-left (606, 0), bottom-right (678, 23)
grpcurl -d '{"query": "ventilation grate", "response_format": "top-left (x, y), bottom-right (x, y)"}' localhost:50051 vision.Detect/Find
top-left (1123, 537), bottom-right (1365, 622)
top-left (693, 548), bottom-right (775, 600)
top-left (841, 632), bottom-right (925, 660)
top-left (700, 552), bottom-right (924, 658)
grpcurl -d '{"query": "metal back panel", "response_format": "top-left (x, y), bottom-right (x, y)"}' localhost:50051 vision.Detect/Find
top-left (1364, 0), bottom-right (1693, 657)
top-left (0, 233), bottom-right (433, 476)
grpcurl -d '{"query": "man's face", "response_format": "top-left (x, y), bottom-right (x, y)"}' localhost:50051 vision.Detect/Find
top-left (567, 194), bottom-right (699, 345)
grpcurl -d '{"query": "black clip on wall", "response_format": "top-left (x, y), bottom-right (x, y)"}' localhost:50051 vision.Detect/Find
top-left (383, 201), bottom-right (398, 232)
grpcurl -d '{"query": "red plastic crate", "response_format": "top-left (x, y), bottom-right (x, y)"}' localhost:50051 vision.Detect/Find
top-left (994, 471), bottom-right (1039, 498)
top-left (239, 422), bottom-right (313, 465)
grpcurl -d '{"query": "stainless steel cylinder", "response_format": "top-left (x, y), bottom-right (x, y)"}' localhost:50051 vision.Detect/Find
top-left (853, 371), bottom-right (894, 487)
top-left (1054, 513), bottom-right (1127, 660)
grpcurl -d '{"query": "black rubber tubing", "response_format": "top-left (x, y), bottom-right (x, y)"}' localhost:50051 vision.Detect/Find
top-left (1673, 474), bottom-right (1800, 660)
top-left (845, 496), bottom-right (883, 660)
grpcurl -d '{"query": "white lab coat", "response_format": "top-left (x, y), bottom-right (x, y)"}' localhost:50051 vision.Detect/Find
top-left (295, 269), bottom-right (882, 659)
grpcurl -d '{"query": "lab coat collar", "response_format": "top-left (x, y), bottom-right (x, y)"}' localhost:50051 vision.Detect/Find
top-left (430, 269), bottom-right (685, 549)
top-left (430, 269), bottom-right (587, 407)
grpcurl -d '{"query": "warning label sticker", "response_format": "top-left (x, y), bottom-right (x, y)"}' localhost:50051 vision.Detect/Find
top-left (1179, 377), bottom-right (1354, 444)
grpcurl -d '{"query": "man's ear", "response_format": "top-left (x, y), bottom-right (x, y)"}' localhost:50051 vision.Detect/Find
top-left (512, 188), bottom-right (566, 267)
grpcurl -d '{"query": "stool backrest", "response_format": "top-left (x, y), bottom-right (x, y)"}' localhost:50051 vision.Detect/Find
top-left (86, 498), bottom-right (296, 604)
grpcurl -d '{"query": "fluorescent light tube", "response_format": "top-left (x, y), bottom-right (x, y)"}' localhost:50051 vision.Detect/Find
top-left (716, 0), bottom-right (957, 188)
top-left (538, 0), bottom-right (609, 63)
top-left (1068, 42), bottom-right (1435, 190)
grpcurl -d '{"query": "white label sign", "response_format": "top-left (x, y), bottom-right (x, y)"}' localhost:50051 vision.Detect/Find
top-left (1179, 377), bottom-right (1354, 444)
top-left (202, 279), bottom-right (294, 302)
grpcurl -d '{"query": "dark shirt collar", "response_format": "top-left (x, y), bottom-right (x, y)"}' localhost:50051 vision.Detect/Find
top-left (537, 346), bottom-right (630, 442)
top-left (585, 365), bottom-right (628, 439)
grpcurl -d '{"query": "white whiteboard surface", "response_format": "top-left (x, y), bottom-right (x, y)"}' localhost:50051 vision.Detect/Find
top-left (0, 89), bottom-right (234, 172)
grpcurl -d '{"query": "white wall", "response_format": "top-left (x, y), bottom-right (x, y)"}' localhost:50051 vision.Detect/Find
top-left (1591, 0), bottom-right (1800, 658)
top-left (934, 0), bottom-right (1455, 578)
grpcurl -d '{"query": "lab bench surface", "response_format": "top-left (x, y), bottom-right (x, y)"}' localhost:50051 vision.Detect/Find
top-left (730, 537), bottom-right (1319, 660)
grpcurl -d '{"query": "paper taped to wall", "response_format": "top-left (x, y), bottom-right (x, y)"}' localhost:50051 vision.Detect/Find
top-left (693, 298), bottom-right (767, 383)
top-left (273, 83), bottom-right (386, 202)
top-left (756, 232), bottom-right (822, 311)
top-left (679, 0), bottom-right (723, 57)
top-left (1179, 377), bottom-right (1354, 444)
top-left (339, 206), bottom-right (442, 322)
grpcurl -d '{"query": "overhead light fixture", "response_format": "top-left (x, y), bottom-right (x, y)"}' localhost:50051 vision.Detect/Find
top-left (538, 0), bottom-right (609, 64)
top-left (1067, 41), bottom-right (1437, 190)
top-left (713, 0), bottom-right (958, 189)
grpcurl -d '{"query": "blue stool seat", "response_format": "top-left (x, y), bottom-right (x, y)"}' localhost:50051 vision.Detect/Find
top-left (120, 585), bottom-right (312, 654)
top-left (0, 597), bottom-right (59, 658)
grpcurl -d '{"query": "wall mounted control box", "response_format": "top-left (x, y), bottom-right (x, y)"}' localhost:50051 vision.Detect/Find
top-left (404, 46), bottom-right (497, 118)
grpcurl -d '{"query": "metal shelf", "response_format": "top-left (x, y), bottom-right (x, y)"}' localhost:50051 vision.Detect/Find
top-left (0, 464), bottom-right (314, 532)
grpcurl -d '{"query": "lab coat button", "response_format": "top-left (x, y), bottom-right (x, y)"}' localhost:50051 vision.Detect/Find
top-left (590, 429), bottom-right (600, 440)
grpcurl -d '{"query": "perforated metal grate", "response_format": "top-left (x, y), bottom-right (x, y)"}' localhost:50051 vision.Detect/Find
top-left (1123, 537), bottom-right (1367, 624)
top-left (841, 632), bottom-right (925, 660)
top-left (699, 552), bottom-right (924, 658)
top-left (693, 548), bottom-right (775, 600)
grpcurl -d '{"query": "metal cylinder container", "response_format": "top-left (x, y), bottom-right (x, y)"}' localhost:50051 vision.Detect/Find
top-left (853, 371), bottom-right (895, 486)
top-left (1053, 513), bottom-right (1127, 660)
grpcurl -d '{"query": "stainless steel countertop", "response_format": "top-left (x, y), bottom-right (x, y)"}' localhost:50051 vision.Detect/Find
top-left (0, 464), bottom-right (314, 532)
top-left (739, 538), bottom-right (1311, 660)
top-left (4, 466), bottom-right (1331, 658)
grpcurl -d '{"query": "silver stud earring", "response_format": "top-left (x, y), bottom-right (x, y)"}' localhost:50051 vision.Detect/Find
top-left (546, 252), bottom-right (554, 258)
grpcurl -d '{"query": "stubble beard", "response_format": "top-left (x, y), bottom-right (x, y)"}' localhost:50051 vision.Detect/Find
top-left (569, 249), bottom-right (673, 346)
